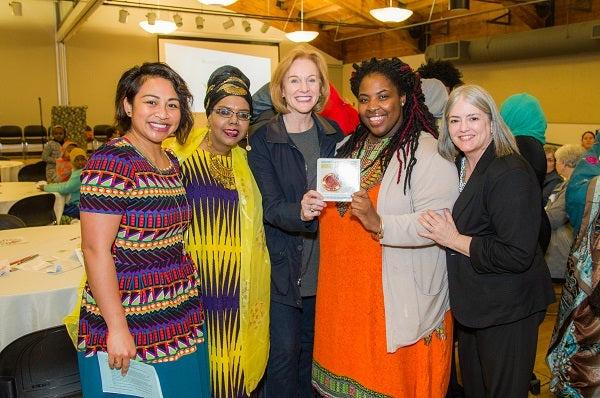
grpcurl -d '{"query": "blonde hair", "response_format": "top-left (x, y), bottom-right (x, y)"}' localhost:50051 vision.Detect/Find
top-left (555, 144), bottom-right (584, 168)
top-left (438, 84), bottom-right (519, 161)
top-left (270, 46), bottom-right (330, 114)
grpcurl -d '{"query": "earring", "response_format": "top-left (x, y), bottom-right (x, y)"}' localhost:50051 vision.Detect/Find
top-left (126, 110), bottom-right (132, 116)
top-left (245, 131), bottom-right (252, 151)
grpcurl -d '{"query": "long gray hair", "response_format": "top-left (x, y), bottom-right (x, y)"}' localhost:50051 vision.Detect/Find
top-left (438, 84), bottom-right (519, 161)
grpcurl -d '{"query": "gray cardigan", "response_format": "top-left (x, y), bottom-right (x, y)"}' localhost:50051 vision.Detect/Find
top-left (377, 132), bottom-right (459, 352)
top-left (545, 180), bottom-right (573, 279)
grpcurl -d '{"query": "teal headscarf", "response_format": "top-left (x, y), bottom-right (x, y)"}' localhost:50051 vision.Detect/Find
top-left (500, 93), bottom-right (547, 145)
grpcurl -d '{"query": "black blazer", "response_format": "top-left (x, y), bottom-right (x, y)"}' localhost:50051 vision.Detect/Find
top-left (447, 143), bottom-right (554, 329)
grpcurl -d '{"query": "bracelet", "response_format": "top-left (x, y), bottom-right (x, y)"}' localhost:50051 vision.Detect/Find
top-left (371, 216), bottom-right (384, 240)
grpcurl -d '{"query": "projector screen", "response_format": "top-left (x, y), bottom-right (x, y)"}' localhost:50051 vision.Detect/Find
top-left (159, 38), bottom-right (279, 113)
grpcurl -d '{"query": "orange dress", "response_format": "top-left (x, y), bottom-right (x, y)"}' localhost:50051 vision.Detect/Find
top-left (312, 185), bottom-right (452, 397)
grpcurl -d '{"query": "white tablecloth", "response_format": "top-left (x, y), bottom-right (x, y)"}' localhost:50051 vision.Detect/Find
top-left (0, 224), bottom-right (83, 350)
top-left (0, 160), bottom-right (24, 182)
top-left (0, 182), bottom-right (65, 222)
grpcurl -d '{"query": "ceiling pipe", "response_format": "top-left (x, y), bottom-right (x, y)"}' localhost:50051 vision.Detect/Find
top-left (425, 19), bottom-right (600, 64)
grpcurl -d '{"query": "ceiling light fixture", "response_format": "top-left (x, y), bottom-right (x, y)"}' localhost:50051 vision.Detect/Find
top-left (449, 0), bottom-right (470, 10)
top-left (196, 15), bottom-right (205, 29)
top-left (139, 12), bottom-right (178, 34)
top-left (242, 20), bottom-right (251, 32)
top-left (9, 1), bottom-right (22, 16)
top-left (118, 9), bottom-right (129, 23)
top-left (173, 13), bottom-right (183, 27)
top-left (285, 0), bottom-right (318, 42)
top-left (370, 0), bottom-right (413, 23)
top-left (260, 22), bottom-right (270, 33)
top-left (198, 0), bottom-right (238, 6)
top-left (222, 17), bottom-right (234, 30)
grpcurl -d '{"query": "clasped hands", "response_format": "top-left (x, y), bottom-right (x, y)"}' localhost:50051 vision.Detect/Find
top-left (418, 209), bottom-right (459, 248)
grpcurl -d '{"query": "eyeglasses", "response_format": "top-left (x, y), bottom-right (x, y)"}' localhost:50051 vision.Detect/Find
top-left (213, 107), bottom-right (251, 121)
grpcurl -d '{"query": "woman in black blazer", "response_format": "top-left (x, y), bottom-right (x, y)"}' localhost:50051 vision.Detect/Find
top-left (419, 85), bottom-right (554, 398)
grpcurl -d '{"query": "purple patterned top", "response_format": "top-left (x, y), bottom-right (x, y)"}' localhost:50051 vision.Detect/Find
top-left (77, 137), bottom-right (205, 363)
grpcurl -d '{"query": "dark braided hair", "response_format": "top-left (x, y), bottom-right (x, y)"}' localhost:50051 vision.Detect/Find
top-left (416, 59), bottom-right (463, 91)
top-left (337, 57), bottom-right (438, 193)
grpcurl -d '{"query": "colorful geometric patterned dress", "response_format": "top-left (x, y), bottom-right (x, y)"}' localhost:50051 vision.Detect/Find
top-left (179, 146), bottom-right (247, 397)
top-left (76, 137), bottom-right (211, 397)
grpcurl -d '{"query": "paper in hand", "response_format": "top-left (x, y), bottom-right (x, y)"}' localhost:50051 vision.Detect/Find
top-left (317, 158), bottom-right (361, 202)
top-left (97, 351), bottom-right (163, 398)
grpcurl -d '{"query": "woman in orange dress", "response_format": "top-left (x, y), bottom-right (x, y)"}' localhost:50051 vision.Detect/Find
top-left (312, 58), bottom-right (458, 397)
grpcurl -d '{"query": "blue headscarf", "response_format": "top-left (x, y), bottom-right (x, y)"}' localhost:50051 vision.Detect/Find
top-left (500, 93), bottom-right (547, 145)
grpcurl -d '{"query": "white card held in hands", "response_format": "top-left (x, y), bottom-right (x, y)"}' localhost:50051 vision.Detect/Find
top-left (317, 158), bottom-right (361, 202)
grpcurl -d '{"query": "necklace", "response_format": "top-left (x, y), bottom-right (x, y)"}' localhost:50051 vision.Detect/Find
top-left (204, 134), bottom-right (236, 191)
top-left (458, 157), bottom-right (467, 192)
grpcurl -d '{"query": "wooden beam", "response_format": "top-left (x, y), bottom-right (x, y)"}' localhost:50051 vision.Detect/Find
top-left (501, 1), bottom-right (545, 27)
top-left (305, 4), bottom-right (340, 18)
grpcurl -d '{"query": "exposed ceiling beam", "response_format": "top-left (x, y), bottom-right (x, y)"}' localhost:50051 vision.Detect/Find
top-left (56, 0), bottom-right (104, 42)
top-left (305, 4), bottom-right (340, 18)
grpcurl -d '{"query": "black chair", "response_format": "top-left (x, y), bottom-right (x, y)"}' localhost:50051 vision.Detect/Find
top-left (8, 194), bottom-right (56, 227)
top-left (93, 124), bottom-right (113, 142)
top-left (0, 325), bottom-right (81, 398)
top-left (0, 125), bottom-right (24, 156)
top-left (23, 125), bottom-right (47, 157)
top-left (0, 214), bottom-right (26, 230)
top-left (17, 161), bottom-right (46, 182)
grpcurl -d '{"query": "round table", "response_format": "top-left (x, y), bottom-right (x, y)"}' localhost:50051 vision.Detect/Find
top-left (0, 160), bottom-right (24, 182)
top-left (0, 224), bottom-right (83, 350)
top-left (0, 182), bottom-right (65, 222)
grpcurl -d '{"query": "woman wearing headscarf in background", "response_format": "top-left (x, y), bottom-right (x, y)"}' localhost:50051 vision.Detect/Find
top-left (248, 47), bottom-right (344, 396)
top-left (544, 144), bottom-right (563, 206)
top-left (420, 85), bottom-right (554, 397)
top-left (67, 62), bottom-right (211, 398)
top-left (548, 134), bottom-right (600, 397)
top-left (500, 93), bottom-right (551, 253)
top-left (164, 65), bottom-right (270, 397)
top-left (312, 58), bottom-right (458, 397)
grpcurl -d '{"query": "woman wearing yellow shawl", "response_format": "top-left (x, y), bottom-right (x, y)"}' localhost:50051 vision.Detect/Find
top-left (164, 65), bottom-right (270, 397)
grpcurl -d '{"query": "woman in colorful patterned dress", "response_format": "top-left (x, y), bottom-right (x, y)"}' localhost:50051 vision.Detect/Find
top-left (71, 62), bottom-right (211, 397)
top-left (311, 58), bottom-right (458, 397)
top-left (165, 65), bottom-right (270, 397)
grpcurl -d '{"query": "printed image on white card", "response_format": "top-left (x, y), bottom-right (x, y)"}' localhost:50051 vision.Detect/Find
top-left (317, 158), bottom-right (361, 202)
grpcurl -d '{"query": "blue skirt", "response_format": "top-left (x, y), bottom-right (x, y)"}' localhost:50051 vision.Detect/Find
top-left (77, 343), bottom-right (211, 398)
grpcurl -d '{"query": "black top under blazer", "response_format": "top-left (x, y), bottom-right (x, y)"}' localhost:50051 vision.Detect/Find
top-left (447, 143), bottom-right (554, 329)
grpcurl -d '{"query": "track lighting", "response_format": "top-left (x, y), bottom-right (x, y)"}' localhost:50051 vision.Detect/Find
top-left (9, 1), bottom-right (22, 16)
top-left (118, 9), bottom-right (129, 24)
top-left (260, 23), bottom-right (270, 33)
top-left (222, 17), bottom-right (234, 30)
top-left (173, 14), bottom-right (183, 27)
top-left (196, 15), bottom-right (205, 29)
top-left (242, 20), bottom-right (251, 32)
top-left (139, 12), bottom-right (177, 34)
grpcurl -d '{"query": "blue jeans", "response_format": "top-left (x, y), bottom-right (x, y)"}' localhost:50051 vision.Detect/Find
top-left (264, 296), bottom-right (315, 398)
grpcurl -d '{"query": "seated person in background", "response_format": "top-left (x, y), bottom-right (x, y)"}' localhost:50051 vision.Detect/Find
top-left (84, 125), bottom-right (93, 142)
top-left (42, 125), bottom-right (66, 182)
top-left (55, 141), bottom-right (77, 182)
top-left (581, 130), bottom-right (595, 151)
top-left (543, 144), bottom-right (563, 206)
top-left (42, 147), bottom-right (87, 219)
top-left (545, 144), bottom-right (585, 280)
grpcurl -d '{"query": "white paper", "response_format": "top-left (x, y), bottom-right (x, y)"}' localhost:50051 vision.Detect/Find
top-left (316, 158), bottom-right (361, 202)
top-left (97, 351), bottom-right (163, 398)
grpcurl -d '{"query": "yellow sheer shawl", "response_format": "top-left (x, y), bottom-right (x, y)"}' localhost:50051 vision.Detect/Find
top-left (164, 127), bottom-right (271, 394)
